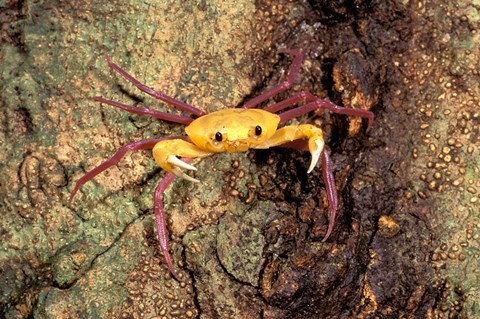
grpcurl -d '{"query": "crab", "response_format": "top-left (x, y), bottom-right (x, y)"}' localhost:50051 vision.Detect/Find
top-left (69, 50), bottom-right (374, 280)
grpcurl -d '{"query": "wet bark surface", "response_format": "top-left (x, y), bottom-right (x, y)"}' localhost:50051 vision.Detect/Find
top-left (1, 0), bottom-right (479, 318)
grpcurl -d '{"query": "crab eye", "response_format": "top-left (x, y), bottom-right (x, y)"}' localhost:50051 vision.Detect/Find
top-left (255, 125), bottom-right (262, 136)
top-left (215, 132), bottom-right (223, 142)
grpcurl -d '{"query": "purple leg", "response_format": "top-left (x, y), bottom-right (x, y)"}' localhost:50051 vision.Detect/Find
top-left (104, 54), bottom-right (205, 117)
top-left (68, 136), bottom-right (188, 205)
top-left (153, 158), bottom-right (193, 281)
top-left (279, 141), bottom-right (338, 241)
top-left (242, 50), bottom-right (304, 109)
top-left (275, 97), bottom-right (372, 238)
top-left (320, 149), bottom-right (338, 242)
top-left (278, 96), bottom-right (374, 131)
top-left (264, 91), bottom-right (314, 113)
top-left (94, 96), bottom-right (193, 125)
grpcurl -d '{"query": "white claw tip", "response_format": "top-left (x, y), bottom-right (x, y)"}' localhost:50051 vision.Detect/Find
top-left (168, 155), bottom-right (200, 183)
top-left (180, 173), bottom-right (200, 183)
top-left (307, 139), bottom-right (323, 173)
top-left (172, 167), bottom-right (200, 183)
top-left (167, 155), bottom-right (197, 171)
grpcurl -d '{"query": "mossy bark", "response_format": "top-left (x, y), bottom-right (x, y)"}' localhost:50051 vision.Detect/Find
top-left (0, 0), bottom-right (479, 318)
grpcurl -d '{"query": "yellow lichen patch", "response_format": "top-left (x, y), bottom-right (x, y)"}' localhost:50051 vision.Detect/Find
top-left (378, 215), bottom-right (401, 238)
top-left (355, 276), bottom-right (379, 317)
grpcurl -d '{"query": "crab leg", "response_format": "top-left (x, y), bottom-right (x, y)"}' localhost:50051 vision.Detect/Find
top-left (153, 169), bottom-right (191, 281)
top-left (242, 49), bottom-right (373, 128)
top-left (68, 136), bottom-right (188, 205)
top-left (151, 140), bottom-right (213, 279)
top-left (268, 93), bottom-right (373, 240)
top-left (264, 91), bottom-right (314, 114)
top-left (278, 96), bottom-right (374, 131)
top-left (320, 149), bottom-right (337, 241)
top-left (94, 97), bottom-right (193, 125)
top-left (278, 141), bottom-right (338, 241)
top-left (104, 54), bottom-right (205, 117)
top-left (69, 136), bottom-right (196, 279)
top-left (242, 50), bottom-right (303, 109)
top-left (260, 130), bottom-right (338, 241)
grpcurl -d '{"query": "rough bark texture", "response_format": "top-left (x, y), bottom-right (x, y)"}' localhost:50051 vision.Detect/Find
top-left (0, 0), bottom-right (478, 318)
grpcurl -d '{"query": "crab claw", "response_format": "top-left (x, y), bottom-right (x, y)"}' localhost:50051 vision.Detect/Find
top-left (167, 155), bottom-right (197, 171)
top-left (167, 155), bottom-right (200, 183)
top-left (307, 138), bottom-right (325, 173)
top-left (152, 138), bottom-right (213, 182)
top-left (306, 133), bottom-right (325, 174)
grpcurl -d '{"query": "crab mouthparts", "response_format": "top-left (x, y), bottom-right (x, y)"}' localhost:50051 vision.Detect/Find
top-left (225, 140), bottom-right (250, 152)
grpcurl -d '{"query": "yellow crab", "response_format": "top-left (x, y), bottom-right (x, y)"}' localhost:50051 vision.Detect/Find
top-left (69, 50), bottom-right (374, 280)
